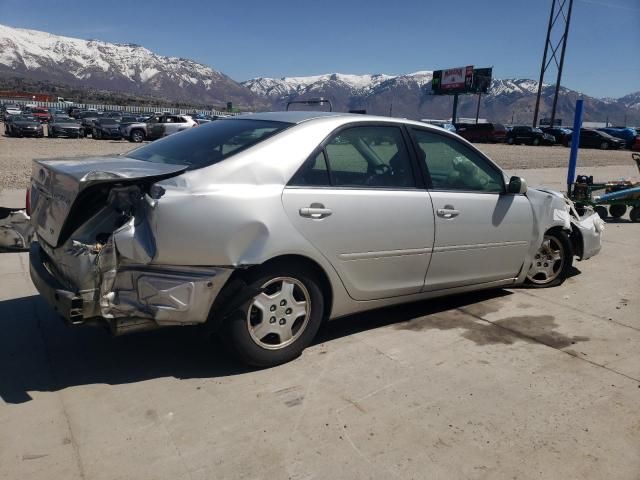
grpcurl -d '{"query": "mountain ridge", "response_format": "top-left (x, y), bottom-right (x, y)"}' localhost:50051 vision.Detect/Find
top-left (0, 23), bottom-right (637, 124)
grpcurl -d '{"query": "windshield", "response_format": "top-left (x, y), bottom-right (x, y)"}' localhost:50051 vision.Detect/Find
top-left (127, 119), bottom-right (290, 170)
top-left (99, 119), bottom-right (119, 125)
top-left (14, 115), bottom-right (37, 122)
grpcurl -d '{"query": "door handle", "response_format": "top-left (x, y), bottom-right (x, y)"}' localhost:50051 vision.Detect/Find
top-left (299, 204), bottom-right (332, 219)
top-left (436, 206), bottom-right (460, 218)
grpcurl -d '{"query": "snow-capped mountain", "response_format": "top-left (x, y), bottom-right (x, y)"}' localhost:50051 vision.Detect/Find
top-left (242, 73), bottom-right (639, 124)
top-left (0, 23), bottom-right (636, 123)
top-left (0, 24), bottom-right (258, 107)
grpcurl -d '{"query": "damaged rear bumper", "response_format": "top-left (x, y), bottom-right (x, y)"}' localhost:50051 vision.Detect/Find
top-left (30, 240), bottom-right (233, 334)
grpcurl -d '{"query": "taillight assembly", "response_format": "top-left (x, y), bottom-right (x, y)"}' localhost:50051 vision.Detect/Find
top-left (25, 187), bottom-right (31, 216)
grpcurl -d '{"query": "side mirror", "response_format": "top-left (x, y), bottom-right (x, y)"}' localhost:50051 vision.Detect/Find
top-left (507, 176), bottom-right (527, 194)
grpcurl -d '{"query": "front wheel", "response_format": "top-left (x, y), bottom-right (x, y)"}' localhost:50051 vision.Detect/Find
top-left (224, 265), bottom-right (325, 367)
top-left (526, 230), bottom-right (573, 288)
top-left (507, 137), bottom-right (514, 145)
top-left (532, 138), bottom-right (540, 146)
top-left (600, 142), bottom-right (609, 150)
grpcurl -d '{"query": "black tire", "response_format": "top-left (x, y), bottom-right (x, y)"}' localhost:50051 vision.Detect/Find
top-left (532, 138), bottom-right (540, 146)
top-left (130, 129), bottom-right (145, 143)
top-left (525, 230), bottom-right (573, 288)
top-left (223, 264), bottom-right (325, 367)
top-left (600, 142), bottom-right (609, 150)
top-left (594, 205), bottom-right (608, 220)
top-left (609, 204), bottom-right (626, 219)
top-left (630, 207), bottom-right (640, 223)
top-left (507, 137), bottom-right (514, 145)
top-left (49, 130), bottom-right (56, 138)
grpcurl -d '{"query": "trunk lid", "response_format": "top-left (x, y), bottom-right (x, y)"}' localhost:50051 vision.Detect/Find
top-left (30, 156), bottom-right (187, 247)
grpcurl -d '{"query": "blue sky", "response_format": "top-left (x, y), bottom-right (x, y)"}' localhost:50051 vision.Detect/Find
top-left (1, 0), bottom-right (639, 97)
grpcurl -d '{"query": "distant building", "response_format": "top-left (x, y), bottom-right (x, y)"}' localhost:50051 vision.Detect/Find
top-left (0, 91), bottom-right (53, 102)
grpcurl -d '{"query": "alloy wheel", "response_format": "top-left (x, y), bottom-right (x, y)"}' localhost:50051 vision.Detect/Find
top-left (246, 277), bottom-right (310, 350)
top-left (527, 236), bottom-right (565, 285)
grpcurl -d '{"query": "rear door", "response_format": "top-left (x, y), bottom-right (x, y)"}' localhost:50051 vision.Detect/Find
top-left (282, 124), bottom-right (435, 301)
top-left (410, 128), bottom-right (534, 291)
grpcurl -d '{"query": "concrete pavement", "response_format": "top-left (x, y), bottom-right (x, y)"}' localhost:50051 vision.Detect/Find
top-left (1, 170), bottom-right (639, 479)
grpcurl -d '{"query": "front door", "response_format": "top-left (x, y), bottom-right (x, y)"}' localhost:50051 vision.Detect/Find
top-left (282, 124), bottom-right (435, 301)
top-left (410, 128), bottom-right (534, 291)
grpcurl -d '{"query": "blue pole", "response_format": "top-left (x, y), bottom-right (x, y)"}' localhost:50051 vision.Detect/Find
top-left (567, 98), bottom-right (584, 194)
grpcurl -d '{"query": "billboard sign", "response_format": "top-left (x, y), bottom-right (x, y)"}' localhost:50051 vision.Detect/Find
top-left (441, 66), bottom-right (474, 91)
top-left (431, 66), bottom-right (492, 95)
top-left (471, 67), bottom-right (492, 94)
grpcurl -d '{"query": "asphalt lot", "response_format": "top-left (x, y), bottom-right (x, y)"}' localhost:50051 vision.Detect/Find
top-left (1, 140), bottom-right (639, 478)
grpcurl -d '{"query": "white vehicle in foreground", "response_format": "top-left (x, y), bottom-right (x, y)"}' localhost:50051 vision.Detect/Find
top-left (29, 112), bottom-right (603, 366)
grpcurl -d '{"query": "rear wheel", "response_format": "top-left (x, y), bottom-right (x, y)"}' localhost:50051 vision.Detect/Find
top-left (130, 129), bottom-right (145, 143)
top-left (609, 204), bottom-right (626, 218)
top-left (630, 207), bottom-right (640, 223)
top-left (507, 137), bottom-right (514, 145)
top-left (526, 230), bottom-right (572, 288)
top-left (600, 142), bottom-right (609, 150)
top-left (224, 265), bottom-right (324, 367)
top-left (532, 138), bottom-right (540, 146)
top-left (594, 205), bottom-right (608, 219)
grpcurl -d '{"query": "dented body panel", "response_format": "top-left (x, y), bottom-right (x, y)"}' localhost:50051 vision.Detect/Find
top-left (29, 112), bottom-right (603, 333)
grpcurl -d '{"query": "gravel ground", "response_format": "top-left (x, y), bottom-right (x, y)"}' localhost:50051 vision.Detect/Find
top-left (0, 121), bottom-right (636, 190)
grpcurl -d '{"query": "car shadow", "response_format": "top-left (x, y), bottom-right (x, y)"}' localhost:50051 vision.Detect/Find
top-left (1, 287), bottom-right (579, 404)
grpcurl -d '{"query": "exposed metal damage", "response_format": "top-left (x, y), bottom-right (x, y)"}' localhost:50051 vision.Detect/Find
top-left (31, 165), bottom-right (232, 335)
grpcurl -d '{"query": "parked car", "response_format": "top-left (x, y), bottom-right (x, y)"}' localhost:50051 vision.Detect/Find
top-left (121, 113), bottom-right (197, 142)
top-left (420, 120), bottom-right (456, 133)
top-left (29, 107), bottom-right (51, 123)
top-left (92, 118), bottom-right (123, 140)
top-left (28, 112), bottom-right (603, 367)
top-left (78, 111), bottom-right (101, 136)
top-left (506, 126), bottom-right (555, 146)
top-left (454, 122), bottom-right (507, 143)
top-left (597, 127), bottom-right (638, 149)
top-left (67, 107), bottom-right (83, 118)
top-left (564, 129), bottom-right (626, 149)
top-left (541, 127), bottom-right (572, 144)
top-left (48, 115), bottom-right (84, 138)
top-left (1, 104), bottom-right (22, 120)
top-left (633, 135), bottom-right (640, 152)
top-left (4, 115), bottom-right (44, 137)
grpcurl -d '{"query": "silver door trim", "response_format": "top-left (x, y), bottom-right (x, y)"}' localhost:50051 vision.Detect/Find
top-left (433, 240), bottom-right (530, 253)
top-left (338, 247), bottom-right (433, 261)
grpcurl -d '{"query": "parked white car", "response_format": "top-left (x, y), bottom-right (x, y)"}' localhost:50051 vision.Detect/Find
top-left (29, 112), bottom-right (603, 366)
top-left (121, 113), bottom-right (197, 142)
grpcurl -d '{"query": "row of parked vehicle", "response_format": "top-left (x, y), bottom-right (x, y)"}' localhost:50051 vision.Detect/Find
top-left (424, 119), bottom-right (639, 151)
top-left (1, 103), bottom-right (224, 142)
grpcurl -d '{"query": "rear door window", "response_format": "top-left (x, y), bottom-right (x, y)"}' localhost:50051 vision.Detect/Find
top-left (324, 126), bottom-right (416, 188)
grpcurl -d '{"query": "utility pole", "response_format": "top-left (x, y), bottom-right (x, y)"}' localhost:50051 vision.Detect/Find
top-left (532, 0), bottom-right (574, 128)
top-left (452, 94), bottom-right (459, 124)
top-left (475, 92), bottom-right (482, 124)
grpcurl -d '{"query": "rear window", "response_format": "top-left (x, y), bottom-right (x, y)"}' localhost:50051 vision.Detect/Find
top-left (127, 119), bottom-right (290, 170)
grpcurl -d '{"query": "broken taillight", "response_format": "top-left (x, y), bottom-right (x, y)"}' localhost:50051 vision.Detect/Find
top-left (25, 187), bottom-right (31, 216)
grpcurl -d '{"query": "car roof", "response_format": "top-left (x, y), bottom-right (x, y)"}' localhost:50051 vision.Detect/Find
top-left (237, 111), bottom-right (359, 124)
top-left (234, 111), bottom-right (451, 130)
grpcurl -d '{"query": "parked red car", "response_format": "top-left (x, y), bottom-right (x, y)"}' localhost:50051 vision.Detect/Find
top-left (29, 107), bottom-right (51, 123)
top-left (454, 122), bottom-right (507, 143)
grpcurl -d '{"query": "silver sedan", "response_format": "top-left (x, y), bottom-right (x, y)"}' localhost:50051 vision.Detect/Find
top-left (28, 112), bottom-right (603, 366)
